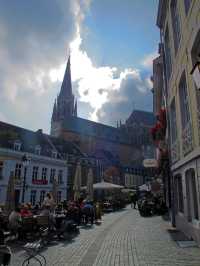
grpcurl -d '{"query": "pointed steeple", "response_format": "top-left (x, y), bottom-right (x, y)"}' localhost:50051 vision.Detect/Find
top-left (51, 55), bottom-right (78, 136)
top-left (51, 99), bottom-right (57, 122)
top-left (59, 56), bottom-right (72, 99)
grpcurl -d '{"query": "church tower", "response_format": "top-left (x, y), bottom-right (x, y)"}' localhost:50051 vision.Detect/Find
top-left (51, 56), bottom-right (77, 136)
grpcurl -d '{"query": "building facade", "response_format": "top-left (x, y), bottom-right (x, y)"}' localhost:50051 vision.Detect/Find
top-left (0, 121), bottom-right (83, 205)
top-left (155, 0), bottom-right (200, 244)
top-left (51, 57), bottom-right (156, 186)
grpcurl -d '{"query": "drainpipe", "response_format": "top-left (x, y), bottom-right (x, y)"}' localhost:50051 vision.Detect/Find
top-left (160, 29), bottom-right (176, 227)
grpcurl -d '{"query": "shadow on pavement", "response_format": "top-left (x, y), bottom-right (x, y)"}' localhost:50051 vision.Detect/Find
top-left (167, 228), bottom-right (189, 242)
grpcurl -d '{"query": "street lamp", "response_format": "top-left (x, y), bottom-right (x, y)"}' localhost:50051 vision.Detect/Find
top-left (21, 154), bottom-right (31, 203)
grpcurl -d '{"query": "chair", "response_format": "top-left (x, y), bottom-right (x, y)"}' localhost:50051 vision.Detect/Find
top-left (36, 216), bottom-right (51, 243)
top-left (0, 230), bottom-right (11, 266)
top-left (22, 240), bottom-right (46, 266)
top-left (22, 217), bottom-right (36, 239)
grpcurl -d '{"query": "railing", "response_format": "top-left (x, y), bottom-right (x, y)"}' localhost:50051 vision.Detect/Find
top-left (171, 139), bottom-right (180, 163)
top-left (182, 122), bottom-right (193, 156)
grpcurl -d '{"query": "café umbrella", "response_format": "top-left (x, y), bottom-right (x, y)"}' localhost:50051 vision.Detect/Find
top-left (86, 168), bottom-right (93, 200)
top-left (73, 162), bottom-right (82, 201)
top-left (5, 171), bottom-right (15, 214)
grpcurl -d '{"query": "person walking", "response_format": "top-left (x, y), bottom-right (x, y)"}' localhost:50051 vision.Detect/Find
top-left (130, 193), bottom-right (138, 209)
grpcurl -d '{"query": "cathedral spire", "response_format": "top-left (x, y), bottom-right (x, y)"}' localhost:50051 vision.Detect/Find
top-left (51, 99), bottom-right (57, 122)
top-left (51, 55), bottom-right (77, 136)
top-left (59, 56), bottom-right (72, 99)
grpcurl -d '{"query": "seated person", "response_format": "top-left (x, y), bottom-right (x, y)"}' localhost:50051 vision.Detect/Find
top-left (20, 204), bottom-right (33, 217)
top-left (55, 204), bottom-right (63, 215)
top-left (8, 207), bottom-right (22, 238)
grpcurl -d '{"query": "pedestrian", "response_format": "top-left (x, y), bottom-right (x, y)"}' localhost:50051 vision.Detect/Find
top-left (130, 193), bottom-right (138, 209)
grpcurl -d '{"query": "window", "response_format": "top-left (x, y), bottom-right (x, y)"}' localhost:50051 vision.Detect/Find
top-left (40, 190), bottom-right (45, 204)
top-left (0, 161), bottom-right (3, 179)
top-left (35, 146), bottom-right (41, 155)
top-left (185, 169), bottom-right (199, 221)
top-left (57, 191), bottom-right (62, 203)
top-left (164, 27), bottom-right (172, 80)
top-left (41, 168), bottom-right (47, 180)
top-left (170, 99), bottom-right (177, 143)
top-left (50, 168), bottom-right (56, 183)
top-left (184, 0), bottom-right (191, 15)
top-left (30, 190), bottom-right (37, 206)
top-left (32, 166), bottom-right (39, 181)
top-left (58, 170), bottom-right (63, 184)
top-left (175, 175), bottom-right (184, 212)
top-left (14, 141), bottom-right (21, 151)
top-left (171, 0), bottom-right (181, 53)
top-left (179, 72), bottom-right (190, 129)
top-left (15, 163), bottom-right (22, 179)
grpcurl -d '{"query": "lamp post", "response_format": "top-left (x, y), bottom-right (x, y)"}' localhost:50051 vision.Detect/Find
top-left (21, 154), bottom-right (30, 203)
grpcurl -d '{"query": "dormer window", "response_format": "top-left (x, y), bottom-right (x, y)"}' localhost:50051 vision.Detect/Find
top-left (14, 140), bottom-right (21, 151)
top-left (52, 150), bottom-right (57, 159)
top-left (35, 145), bottom-right (41, 155)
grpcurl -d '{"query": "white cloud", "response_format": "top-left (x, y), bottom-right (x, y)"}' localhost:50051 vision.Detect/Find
top-left (50, 31), bottom-right (144, 122)
top-left (0, 112), bottom-right (6, 122)
top-left (0, 0), bottom-right (90, 132)
top-left (141, 52), bottom-right (158, 69)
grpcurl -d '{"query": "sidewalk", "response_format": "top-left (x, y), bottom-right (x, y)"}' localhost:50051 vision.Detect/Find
top-left (11, 206), bottom-right (200, 266)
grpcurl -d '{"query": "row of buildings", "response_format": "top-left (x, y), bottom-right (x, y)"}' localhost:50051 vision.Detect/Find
top-left (152, 0), bottom-right (200, 245)
top-left (0, 55), bottom-right (156, 206)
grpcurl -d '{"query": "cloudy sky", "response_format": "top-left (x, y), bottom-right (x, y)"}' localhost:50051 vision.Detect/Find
top-left (0, 0), bottom-right (159, 133)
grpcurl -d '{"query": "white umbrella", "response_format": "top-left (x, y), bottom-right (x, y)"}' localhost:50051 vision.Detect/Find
top-left (73, 162), bottom-right (82, 201)
top-left (86, 168), bottom-right (93, 200)
top-left (82, 180), bottom-right (124, 190)
top-left (5, 171), bottom-right (15, 214)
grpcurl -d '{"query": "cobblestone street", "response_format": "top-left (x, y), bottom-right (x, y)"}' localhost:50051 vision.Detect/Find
top-left (11, 206), bottom-right (200, 266)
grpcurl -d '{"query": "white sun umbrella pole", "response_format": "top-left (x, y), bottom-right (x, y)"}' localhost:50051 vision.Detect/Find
top-left (87, 168), bottom-right (94, 201)
top-left (73, 162), bottom-right (82, 201)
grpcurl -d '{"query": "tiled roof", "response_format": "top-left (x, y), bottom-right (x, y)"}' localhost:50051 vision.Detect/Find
top-left (0, 121), bottom-right (83, 159)
top-left (126, 110), bottom-right (156, 127)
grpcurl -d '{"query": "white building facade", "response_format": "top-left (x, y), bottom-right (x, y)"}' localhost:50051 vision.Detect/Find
top-left (0, 148), bottom-right (68, 206)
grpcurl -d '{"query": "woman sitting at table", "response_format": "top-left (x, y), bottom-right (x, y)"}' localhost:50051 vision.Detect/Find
top-left (20, 204), bottom-right (33, 217)
top-left (8, 207), bottom-right (23, 239)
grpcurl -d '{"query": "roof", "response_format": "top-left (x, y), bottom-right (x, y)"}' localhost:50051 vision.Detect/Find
top-left (126, 110), bottom-right (156, 127)
top-left (62, 116), bottom-right (130, 144)
top-left (156, 0), bottom-right (168, 28)
top-left (0, 121), bottom-right (83, 159)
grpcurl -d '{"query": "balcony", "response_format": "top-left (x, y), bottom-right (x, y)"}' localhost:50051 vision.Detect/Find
top-left (32, 179), bottom-right (48, 185)
top-left (182, 122), bottom-right (193, 156)
top-left (171, 139), bottom-right (180, 163)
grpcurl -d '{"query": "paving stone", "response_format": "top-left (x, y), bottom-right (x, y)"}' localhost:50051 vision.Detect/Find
top-left (10, 206), bottom-right (200, 266)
